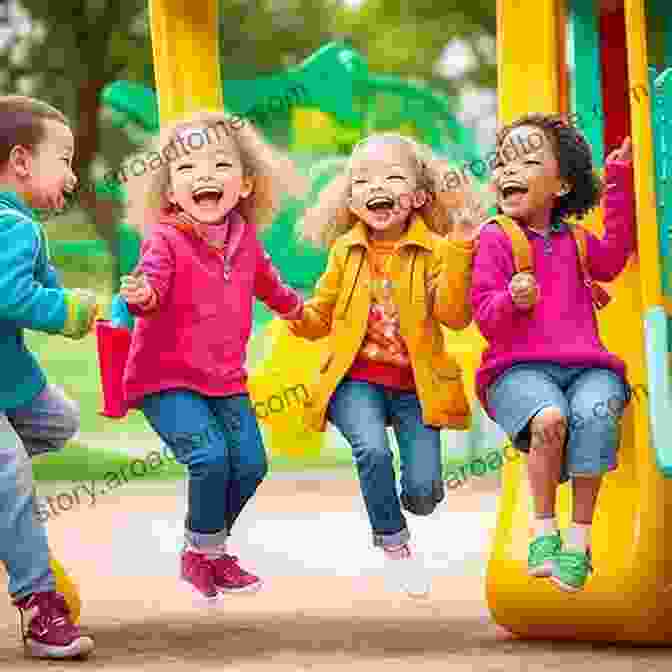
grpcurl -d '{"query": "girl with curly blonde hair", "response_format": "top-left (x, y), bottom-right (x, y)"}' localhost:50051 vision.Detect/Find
top-left (289, 132), bottom-right (487, 598)
top-left (114, 110), bottom-right (307, 604)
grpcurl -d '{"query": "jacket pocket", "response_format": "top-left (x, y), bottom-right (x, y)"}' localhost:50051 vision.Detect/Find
top-left (431, 353), bottom-right (462, 381)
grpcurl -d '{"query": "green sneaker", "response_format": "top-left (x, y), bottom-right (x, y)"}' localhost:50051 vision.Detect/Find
top-left (528, 533), bottom-right (562, 577)
top-left (550, 548), bottom-right (593, 592)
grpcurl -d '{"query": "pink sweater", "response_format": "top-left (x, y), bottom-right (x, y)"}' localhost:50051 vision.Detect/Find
top-left (471, 160), bottom-right (636, 413)
top-left (123, 210), bottom-right (303, 406)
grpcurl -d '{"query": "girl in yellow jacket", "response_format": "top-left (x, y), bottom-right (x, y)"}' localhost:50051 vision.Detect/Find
top-left (289, 133), bottom-right (485, 598)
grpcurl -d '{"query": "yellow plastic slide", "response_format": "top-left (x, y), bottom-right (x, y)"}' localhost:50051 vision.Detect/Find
top-left (486, 0), bottom-right (672, 643)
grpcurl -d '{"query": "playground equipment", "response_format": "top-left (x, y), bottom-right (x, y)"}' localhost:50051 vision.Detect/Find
top-left (487, 0), bottom-right (672, 643)
top-left (51, 38), bottom-right (483, 292)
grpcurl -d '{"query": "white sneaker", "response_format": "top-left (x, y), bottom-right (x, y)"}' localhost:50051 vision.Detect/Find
top-left (383, 544), bottom-right (431, 599)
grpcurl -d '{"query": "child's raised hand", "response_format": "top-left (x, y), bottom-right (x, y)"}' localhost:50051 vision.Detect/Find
top-left (509, 272), bottom-right (539, 310)
top-left (606, 137), bottom-right (632, 164)
top-left (450, 174), bottom-right (488, 242)
top-left (120, 273), bottom-right (153, 305)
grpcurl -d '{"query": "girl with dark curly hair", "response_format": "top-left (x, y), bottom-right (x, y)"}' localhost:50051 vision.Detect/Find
top-left (470, 114), bottom-right (636, 592)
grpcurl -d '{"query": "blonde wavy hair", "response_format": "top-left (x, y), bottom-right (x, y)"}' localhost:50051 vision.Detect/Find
top-left (298, 132), bottom-right (473, 249)
top-left (122, 109), bottom-right (308, 236)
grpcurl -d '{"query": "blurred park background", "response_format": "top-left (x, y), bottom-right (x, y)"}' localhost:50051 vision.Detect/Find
top-left (0, 0), bottom-right (507, 482)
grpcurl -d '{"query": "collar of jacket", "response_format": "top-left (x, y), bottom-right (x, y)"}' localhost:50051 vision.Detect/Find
top-left (159, 206), bottom-right (246, 277)
top-left (340, 213), bottom-right (434, 251)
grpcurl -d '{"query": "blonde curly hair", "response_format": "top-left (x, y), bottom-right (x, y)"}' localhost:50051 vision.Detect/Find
top-left (121, 109), bottom-right (308, 236)
top-left (297, 132), bottom-right (471, 249)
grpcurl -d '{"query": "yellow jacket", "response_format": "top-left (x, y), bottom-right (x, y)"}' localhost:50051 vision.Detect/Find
top-left (288, 215), bottom-right (475, 432)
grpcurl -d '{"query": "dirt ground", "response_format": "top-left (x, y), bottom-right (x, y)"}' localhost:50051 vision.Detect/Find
top-left (2, 474), bottom-right (672, 671)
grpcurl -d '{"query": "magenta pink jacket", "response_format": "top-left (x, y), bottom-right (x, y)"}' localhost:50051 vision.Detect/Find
top-left (470, 160), bottom-right (636, 413)
top-left (123, 209), bottom-right (303, 406)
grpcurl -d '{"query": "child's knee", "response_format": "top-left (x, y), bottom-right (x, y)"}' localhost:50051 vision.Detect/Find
top-left (529, 406), bottom-right (567, 451)
top-left (60, 401), bottom-right (80, 441)
top-left (401, 480), bottom-right (445, 515)
top-left (240, 456), bottom-right (268, 485)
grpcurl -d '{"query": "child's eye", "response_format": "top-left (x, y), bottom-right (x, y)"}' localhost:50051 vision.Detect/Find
top-left (353, 179), bottom-right (367, 185)
top-left (176, 164), bottom-right (193, 171)
top-left (387, 175), bottom-right (406, 181)
top-left (216, 162), bottom-right (232, 168)
top-left (524, 160), bottom-right (541, 165)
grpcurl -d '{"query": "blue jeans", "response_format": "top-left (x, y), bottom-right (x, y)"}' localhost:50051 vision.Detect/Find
top-left (0, 385), bottom-right (80, 599)
top-left (487, 363), bottom-right (630, 483)
top-left (141, 390), bottom-right (268, 549)
top-left (327, 379), bottom-right (444, 548)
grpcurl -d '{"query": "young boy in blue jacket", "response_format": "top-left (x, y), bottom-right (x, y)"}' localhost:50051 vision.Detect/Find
top-left (0, 95), bottom-right (98, 659)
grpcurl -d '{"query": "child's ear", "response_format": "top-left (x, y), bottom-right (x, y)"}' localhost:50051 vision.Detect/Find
top-left (239, 176), bottom-right (254, 199)
top-left (9, 145), bottom-right (32, 178)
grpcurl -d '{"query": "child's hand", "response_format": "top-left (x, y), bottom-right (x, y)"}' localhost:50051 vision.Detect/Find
top-left (120, 273), bottom-right (153, 305)
top-left (450, 174), bottom-right (488, 242)
top-left (64, 288), bottom-right (99, 339)
top-left (509, 272), bottom-right (539, 310)
top-left (606, 136), bottom-right (632, 164)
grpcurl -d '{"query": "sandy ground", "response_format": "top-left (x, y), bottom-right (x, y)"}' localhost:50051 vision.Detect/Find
top-left (2, 473), bottom-right (672, 671)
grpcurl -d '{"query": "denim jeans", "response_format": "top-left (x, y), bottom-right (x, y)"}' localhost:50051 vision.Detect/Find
top-left (0, 385), bottom-right (80, 599)
top-left (487, 363), bottom-right (629, 483)
top-left (327, 379), bottom-right (444, 548)
top-left (141, 390), bottom-right (268, 550)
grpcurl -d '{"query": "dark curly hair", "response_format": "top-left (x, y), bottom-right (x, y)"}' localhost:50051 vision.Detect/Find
top-left (495, 113), bottom-right (603, 223)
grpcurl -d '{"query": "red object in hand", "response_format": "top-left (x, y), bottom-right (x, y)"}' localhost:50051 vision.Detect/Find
top-left (95, 320), bottom-right (132, 418)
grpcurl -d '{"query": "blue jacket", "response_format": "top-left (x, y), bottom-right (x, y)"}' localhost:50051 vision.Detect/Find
top-left (0, 191), bottom-right (77, 411)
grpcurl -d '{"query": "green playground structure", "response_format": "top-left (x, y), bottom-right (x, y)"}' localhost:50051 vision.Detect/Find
top-left (50, 42), bottom-right (484, 291)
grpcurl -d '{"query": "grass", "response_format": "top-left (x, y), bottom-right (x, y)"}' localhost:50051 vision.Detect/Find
top-left (31, 440), bottom-right (357, 483)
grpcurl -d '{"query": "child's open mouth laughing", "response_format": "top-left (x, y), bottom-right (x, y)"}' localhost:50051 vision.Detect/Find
top-left (192, 186), bottom-right (224, 211)
top-left (366, 195), bottom-right (397, 221)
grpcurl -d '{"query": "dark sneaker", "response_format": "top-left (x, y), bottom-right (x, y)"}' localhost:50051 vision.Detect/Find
top-left (181, 549), bottom-right (220, 606)
top-left (211, 554), bottom-right (263, 594)
top-left (14, 591), bottom-right (94, 659)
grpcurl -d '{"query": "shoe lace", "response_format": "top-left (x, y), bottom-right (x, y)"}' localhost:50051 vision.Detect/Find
top-left (559, 550), bottom-right (592, 575)
top-left (384, 544), bottom-right (411, 560)
top-left (213, 554), bottom-right (245, 577)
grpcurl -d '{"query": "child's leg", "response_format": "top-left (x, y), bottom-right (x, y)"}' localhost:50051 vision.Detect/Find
top-left (208, 394), bottom-right (267, 533)
top-left (6, 384), bottom-right (79, 457)
top-left (141, 390), bottom-right (231, 600)
top-left (487, 364), bottom-right (569, 576)
top-left (385, 390), bottom-right (442, 598)
top-left (327, 380), bottom-right (409, 549)
top-left (204, 394), bottom-right (266, 594)
top-left (1, 415), bottom-right (92, 658)
top-left (0, 414), bottom-right (53, 599)
top-left (550, 368), bottom-right (628, 592)
top-left (389, 391), bottom-right (443, 517)
top-left (528, 407), bottom-right (567, 523)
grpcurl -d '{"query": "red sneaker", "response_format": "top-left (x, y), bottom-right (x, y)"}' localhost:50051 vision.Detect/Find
top-left (180, 550), bottom-right (219, 605)
top-left (211, 554), bottom-right (263, 594)
top-left (13, 592), bottom-right (94, 659)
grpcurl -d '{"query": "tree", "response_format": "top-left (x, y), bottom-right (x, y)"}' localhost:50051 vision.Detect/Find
top-left (0, 0), bottom-right (152, 259)
top-left (336, 0), bottom-right (496, 97)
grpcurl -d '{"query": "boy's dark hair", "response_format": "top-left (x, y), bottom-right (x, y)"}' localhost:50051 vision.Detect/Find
top-left (0, 96), bottom-right (70, 169)
top-left (495, 113), bottom-right (603, 223)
